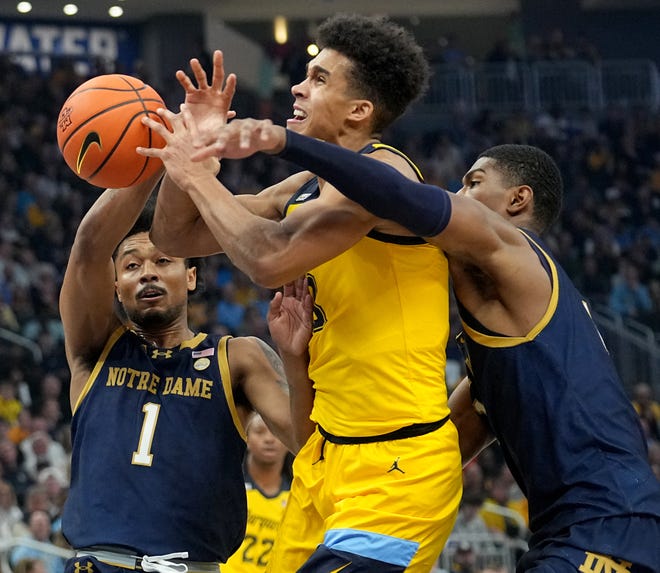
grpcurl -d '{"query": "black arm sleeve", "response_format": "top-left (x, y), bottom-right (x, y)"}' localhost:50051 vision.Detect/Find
top-left (278, 130), bottom-right (452, 237)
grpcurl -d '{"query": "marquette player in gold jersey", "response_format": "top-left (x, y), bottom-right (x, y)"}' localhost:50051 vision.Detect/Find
top-left (140, 14), bottom-right (462, 573)
top-left (223, 413), bottom-right (292, 573)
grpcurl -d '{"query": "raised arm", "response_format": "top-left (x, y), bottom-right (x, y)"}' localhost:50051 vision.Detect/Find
top-left (138, 111), bottom-right (380, 288)
top-left (60, 170), bottom-right (163, 409)
top-left (151, 49), bottom-right (236, 257)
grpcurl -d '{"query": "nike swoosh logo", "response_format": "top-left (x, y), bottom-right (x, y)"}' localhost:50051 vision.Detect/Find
top-left (329, 563), bottom-right (352, 573)
top-left (76, 131), bottom-right (101, 173)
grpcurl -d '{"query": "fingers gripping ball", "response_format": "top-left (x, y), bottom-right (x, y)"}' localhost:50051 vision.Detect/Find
top-left (56, 74), bottom-right (170, 188)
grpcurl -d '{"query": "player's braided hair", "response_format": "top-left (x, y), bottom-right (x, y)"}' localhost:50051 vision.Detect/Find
top-left (316, 13), bottom-right (429, 132)
top-left (479, 144), bottom-right (563, 234)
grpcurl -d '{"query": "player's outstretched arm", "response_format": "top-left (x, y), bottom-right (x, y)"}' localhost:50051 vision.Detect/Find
top-left (61, 170), bottom-right (163, 409)
top-left (149, 50), bottom-right (237, 258)
top-left (277, 131), bottom-right (452, 237)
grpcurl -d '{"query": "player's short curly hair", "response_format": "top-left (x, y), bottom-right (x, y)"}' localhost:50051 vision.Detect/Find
top-left (316, 13), bottom-right (429, 132)
top-left (479, 144), bottom-right (563, 234)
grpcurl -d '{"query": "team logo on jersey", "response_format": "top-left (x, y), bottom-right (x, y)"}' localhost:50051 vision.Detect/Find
top-left (296, 192), bottom-right (313, 201)
top-left (73, 561), bottom-right (95, 573)
top-left (151, 349), bottom-right (173, 359)
top-left (578, 552), bottom-right (632, 573)
top-left (387, 457), bottom-right (405, 474)
top-left (194, 357), bottom-right (211, 371)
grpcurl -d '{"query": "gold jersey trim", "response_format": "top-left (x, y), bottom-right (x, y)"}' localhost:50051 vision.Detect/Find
top-left (218, 335), bottom-right (247, 442)
top-left (461, 229), bottom-right (560, 348)
top-left (73, 325), bottom-right (127, 415)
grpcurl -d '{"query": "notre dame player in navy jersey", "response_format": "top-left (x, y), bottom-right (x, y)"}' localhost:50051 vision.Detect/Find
top-left (59, 170), bottom-right (309, 573)
top-left (179, 122), bottom-right (660, 572)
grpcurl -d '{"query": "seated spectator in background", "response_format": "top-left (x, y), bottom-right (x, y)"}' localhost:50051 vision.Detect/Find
top-left (0, 381), bottom-right (22, 425)
top-left (631, 382), bottom-right (660, 441)
top-left (0, 439), bottom-right (34, 507)
top-left (608, 259), bottom-right (653, 319)
top-left (9, 510), bottom-right (66, 573)
top-left (451, 492), bottom-right (491, 538)
top-left (0, 480), bottom-right (25, 539)
top-left (7, 410), bottom-right (33, 446)
top-left (13, 557), bottom-right (48, 573)
top-left (448, 541), bottom-right (477, 573)
top-left (18, 432), bottom-right (68, 484)
top-left (480, 472), bottom-right (528, 541)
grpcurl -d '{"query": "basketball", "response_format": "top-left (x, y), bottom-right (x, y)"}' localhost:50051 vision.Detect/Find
top-left (56, 74), bottom-right (169, 189)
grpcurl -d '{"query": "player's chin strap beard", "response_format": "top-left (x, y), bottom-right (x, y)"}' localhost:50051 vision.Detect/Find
top-left (141, 552), bottom-right (189, 573)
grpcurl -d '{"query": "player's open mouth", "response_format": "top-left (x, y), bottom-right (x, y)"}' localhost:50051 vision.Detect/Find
top-left (288, 107), bottom-right (307, 123)
top-left (138, 287), bottom-right (165, 300)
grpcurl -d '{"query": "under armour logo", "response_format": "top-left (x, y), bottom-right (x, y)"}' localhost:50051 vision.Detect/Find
top-left (151, 349), bottom-right (173, 359)
top-left (73, 561), bottom-right (95, 573)
top-left (387, 457), bottom-right (405, 474)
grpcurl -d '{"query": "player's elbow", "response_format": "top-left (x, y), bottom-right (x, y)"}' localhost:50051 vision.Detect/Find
top-left (245, 261), bottom-right (287, 289)
top-left (148, 228), bottom-right (187, 257)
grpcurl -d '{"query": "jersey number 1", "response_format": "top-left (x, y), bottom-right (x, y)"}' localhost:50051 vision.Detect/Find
top-left (132, 402), bottom-right (161, 466)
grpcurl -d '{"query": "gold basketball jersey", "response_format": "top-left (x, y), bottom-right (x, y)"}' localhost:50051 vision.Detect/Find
top-left (285, 144), bottom-right (451, 437)
top-left (223, 480), bottom-right (290, 572)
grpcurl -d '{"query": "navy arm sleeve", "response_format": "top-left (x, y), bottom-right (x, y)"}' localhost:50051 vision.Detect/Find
top-left (277, 130), bottom-right (452, 237)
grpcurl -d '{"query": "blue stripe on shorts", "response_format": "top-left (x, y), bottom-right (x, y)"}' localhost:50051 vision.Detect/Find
top-left (323, 528), bottom-right (419, 567)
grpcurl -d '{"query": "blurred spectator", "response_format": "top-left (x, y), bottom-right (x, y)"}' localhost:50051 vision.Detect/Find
top-left (480, 472), bottom-right (528, 541)
top-left (0, 480), bottom-right (25, 539)
top-left (36, 467), bottom-right (68, 527)
top-left (452, 492), bottom-right (491, 537)
top-left (0, 381), bottom-right (23, 425)
top-left (13, 558), bottom-right (48, 573)
top-left (631, 383), bottom-right (660, 442)
top-left (7, 409), bottom-right (33, 446)
top-left (608, 260), bottom-right (653, 319)
top-left (0, 439), bottom-right (34, 507)
top-left (449, 541), bottom-right (478, 573)
top-left (9, 510), bottom-right (65, 573)
top-left (19, 432), bottom-right (68, 484)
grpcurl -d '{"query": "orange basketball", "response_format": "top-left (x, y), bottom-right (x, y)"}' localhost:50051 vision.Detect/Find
top-left (56, 74), bottom-right (169, 189)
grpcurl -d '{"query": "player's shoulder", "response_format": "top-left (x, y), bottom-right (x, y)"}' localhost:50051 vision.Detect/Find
top-left (364, 143), bottom-right (422, 181)
top-left (226, 336), bottom-right (280, 370)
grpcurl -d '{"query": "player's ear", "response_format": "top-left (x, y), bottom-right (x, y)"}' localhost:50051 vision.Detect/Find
top-left (348, 99), bottom-right (374, 123)
top-left (187, 266), bottom-right (197, 293)
top-left (115, 281), bottom-right (122, 302)
top-left (508, 185), bottom-right (533, 214)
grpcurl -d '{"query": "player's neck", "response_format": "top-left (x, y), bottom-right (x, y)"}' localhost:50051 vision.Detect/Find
top-left (248, 460), bottom-right (285, 496)
top-left (335, 130), bottom-right (380, 152)
top-left (132, 322), bottom-right (195, 349)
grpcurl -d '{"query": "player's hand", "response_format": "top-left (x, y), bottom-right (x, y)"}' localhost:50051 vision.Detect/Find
top-left (176, 49), bottom-right (237, 146)
top-left (184, 112), bottom-right (287, 161)
top-left (136, 108), bottom-right (219, 190)
top-left (267, 276), bottom-right (313, 357)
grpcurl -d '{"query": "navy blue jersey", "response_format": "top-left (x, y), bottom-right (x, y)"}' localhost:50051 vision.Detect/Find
top-left (62, 328), bottom-right (248, 562)
top-left (456, 230), bottom-right (660, 566)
